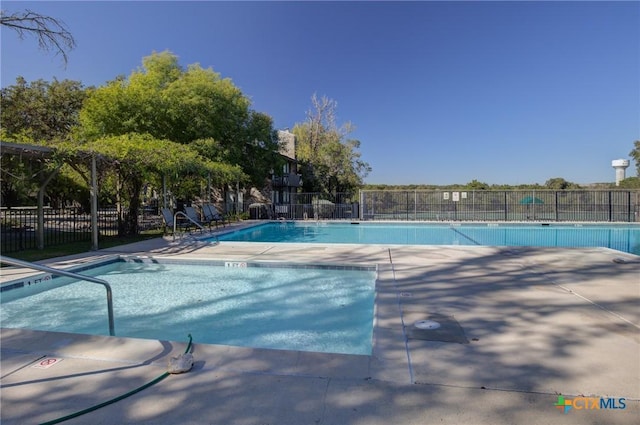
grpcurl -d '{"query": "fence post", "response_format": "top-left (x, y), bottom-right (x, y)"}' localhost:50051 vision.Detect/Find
top-left (471, 191), bottom-right (475, 221)
top-left (91, 155), bottom-right (99, 251)
top-left (504, 192), bottom-right (508, 221)
top-left (406, 191), bottom-right (409, 221)
top-left (609, 191), bottom-right (613, 222)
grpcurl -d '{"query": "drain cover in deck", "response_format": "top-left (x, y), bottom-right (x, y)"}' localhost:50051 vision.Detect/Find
top-left (404, 313), bottom-right (469, 344)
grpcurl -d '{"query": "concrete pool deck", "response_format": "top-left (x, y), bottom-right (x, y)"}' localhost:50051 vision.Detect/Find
top-left (1, 227), bottom-right (639, 424)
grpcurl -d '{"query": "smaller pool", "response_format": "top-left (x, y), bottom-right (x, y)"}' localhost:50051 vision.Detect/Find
top-left (213, 222), bottom-right (640, 255)
top-left (0, 259), bottom-right (377, 355)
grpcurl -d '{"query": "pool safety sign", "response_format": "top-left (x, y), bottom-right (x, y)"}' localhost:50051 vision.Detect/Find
top-left (32, 357), bottom-right (63, 369)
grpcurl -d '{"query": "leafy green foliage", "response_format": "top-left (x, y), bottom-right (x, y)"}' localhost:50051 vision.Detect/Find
top-left (1, 77), bottom-right (87, 142)
top-left (618, 176), bottom-right (640, 189)
top-left (79, 50), bottom-right (278, 186)
top-left (465, 179), bottom-right (490, 190)
top-left (293, 94), bottom-right (370, 195)
top-left (630, 140), bottom-right (640, 176)
top-left (2, 51), bottom-right (279, 223)
top-left (544, 177), bottom-right (581, 190)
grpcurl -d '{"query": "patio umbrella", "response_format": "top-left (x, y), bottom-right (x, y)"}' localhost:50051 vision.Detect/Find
top-left (519, 196), bottom-right (544, 205)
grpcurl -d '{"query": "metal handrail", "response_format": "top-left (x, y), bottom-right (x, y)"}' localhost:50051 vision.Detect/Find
top-left (173, 211), bottom-right (206, 241)
top-left (0, 255), bottom-right (115, 336)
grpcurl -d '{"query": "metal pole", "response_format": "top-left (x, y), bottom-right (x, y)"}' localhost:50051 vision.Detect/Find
top-left (36, 167), bottom-right (60, 250)
top-left (163, 174), bottom-right (167, 208)
top-left (504, 191), bottom-right (508, 221)
top-left (406, 191), bottom-right (409, 221)
top-left (91, 155), bottom-right (99, 250)
top-left (608, 191), bottom-right (612, 222)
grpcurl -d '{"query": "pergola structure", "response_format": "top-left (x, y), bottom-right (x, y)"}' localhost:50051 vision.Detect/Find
top-left (0, 141), bottom-right (100, 250)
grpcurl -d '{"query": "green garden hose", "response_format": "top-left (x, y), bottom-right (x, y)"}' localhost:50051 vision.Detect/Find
top-left (39, 334), bottom-right (193, 425)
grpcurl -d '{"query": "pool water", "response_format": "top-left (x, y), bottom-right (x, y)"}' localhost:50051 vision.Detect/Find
top-left (0, 260), bottom-right (376, 355)
top-left (214, 222), bottom-right (640, 255)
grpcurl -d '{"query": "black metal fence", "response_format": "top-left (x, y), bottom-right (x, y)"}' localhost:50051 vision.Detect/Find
top-left (249, 193), bottom-right (360, 220)
top-left (258, 190), bottom-right (638, 222)
top-left (1, 207), bottom-right (163, 253)
top-left (359, 190), bottom-right (640, 222)
top-left (3, 190), bottom-right (638, 253)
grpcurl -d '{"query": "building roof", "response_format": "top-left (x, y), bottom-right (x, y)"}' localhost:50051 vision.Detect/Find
top-left (277, 130), bottom-right (296, 161)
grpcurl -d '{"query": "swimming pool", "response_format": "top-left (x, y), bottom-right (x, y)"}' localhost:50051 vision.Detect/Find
top-left (0, 259), bottom-right (377, 355)
top-left (214, 222), bottom-right (640, 255)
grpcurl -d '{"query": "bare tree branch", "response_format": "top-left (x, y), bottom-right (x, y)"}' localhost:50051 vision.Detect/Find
top-left (1, 9), bottom-right (76, 66)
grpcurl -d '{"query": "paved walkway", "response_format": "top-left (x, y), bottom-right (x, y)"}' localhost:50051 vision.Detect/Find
top-left (1, 228), bottom-right (638, 424)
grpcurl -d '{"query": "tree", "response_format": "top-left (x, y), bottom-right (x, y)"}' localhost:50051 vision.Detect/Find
top-left (1, 77), bottom-right (87, 143)
top-left (618, 177), bottom-right (640, 189)
top-left (630, 140), bottom-right (640, 176)
top-left (0, 77), bottom-right (91, 209)
top-left (79, 51), bottom-right (279, 187)
top-left (292, 94), bottom-right (371, 194)
top-left (466, 180), bottom-right (490, 190)
top-left (56, 134), bottom-right (245, 235)
top-left (544, 177), bottom-right (580, 190)
top-left (0, 9), bottom-right (76, 66)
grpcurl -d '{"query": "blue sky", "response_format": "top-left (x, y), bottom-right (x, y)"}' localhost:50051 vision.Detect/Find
top-left (2, 1), bottom-right (638, 185)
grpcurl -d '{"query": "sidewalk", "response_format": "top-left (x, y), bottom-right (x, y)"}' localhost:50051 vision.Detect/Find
top-left (1, 237), bottom-right (638, 424)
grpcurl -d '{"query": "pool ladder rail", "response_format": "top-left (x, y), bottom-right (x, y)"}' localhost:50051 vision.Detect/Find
top-left (172, 211), bottom-right (220, 244)
top-left (0, 255), bottom-right (115, 336)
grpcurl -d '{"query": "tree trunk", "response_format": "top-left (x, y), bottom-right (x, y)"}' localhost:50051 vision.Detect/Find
top-left (120, 178), bottom-right (143, 236)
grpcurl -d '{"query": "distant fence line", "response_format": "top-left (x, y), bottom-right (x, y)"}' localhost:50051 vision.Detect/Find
top-left (247, 192), bottom-right (359, 220)
top-left (265, 190), bottom-right (640, 223)
top-left (359, 190), bottom-right (640, 222)
top-left (2, 190), bottom-right (639, 253)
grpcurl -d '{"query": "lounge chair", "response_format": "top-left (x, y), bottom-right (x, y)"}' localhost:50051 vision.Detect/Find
top-left (183, 206), bottom-right (208, 231)
top-left (202, 203), bottom-right (226, 228)
top-left (161, 207), bottom-right (191, 234)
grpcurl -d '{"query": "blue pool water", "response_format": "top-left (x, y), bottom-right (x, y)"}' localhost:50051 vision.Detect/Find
top-left (0, 260), bottom-right (376, 355)
top-left (214, 222), bottom-right (640, 255)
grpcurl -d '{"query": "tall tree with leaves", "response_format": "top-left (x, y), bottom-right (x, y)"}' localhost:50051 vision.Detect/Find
top-left (0, 77), bottom-right (89, 208)
top-left (54, 134), bottom-right (245, 235)
top-left (1, 77), bottom-right (88, 143)
top-left (619, 140), bottom-right (640, 188)
top-left (79, 51), bottom-right (279, 187)
top-left (630, 140), bottom-right (640, 176)
top-left (292, 94), bottom-right (371, 194)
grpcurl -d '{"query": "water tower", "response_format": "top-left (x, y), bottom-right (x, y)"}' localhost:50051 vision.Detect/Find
top-left (611, 159), bottom-right (630, 186)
